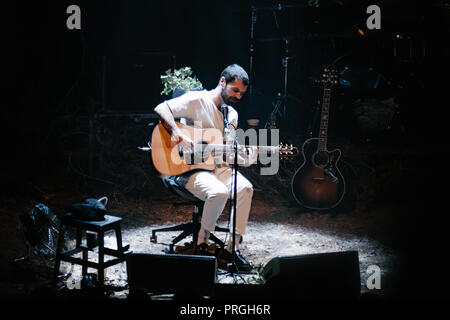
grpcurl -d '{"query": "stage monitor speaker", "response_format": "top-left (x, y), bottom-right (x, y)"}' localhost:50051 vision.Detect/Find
top-left (262, 250), bottom-right (360, 299)
top-left (126, 253), bottom-right (217, 297)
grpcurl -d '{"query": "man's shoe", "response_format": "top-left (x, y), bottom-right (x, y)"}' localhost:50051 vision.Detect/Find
top-left (195, 243), bottom-right (217, 256)
top-left (216, 248), bottom-right (252, 272)
top-left (174, 241), bottom-right (196, 254)
top-left (174, 242), bottom-right (217, 256)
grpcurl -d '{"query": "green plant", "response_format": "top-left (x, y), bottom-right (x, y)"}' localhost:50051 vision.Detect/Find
top-left (160, 66), bottom-right (203, 96)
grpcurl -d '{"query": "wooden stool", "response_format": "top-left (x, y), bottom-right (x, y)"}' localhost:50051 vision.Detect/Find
top-left (53, 214), bottom-right (132, 288)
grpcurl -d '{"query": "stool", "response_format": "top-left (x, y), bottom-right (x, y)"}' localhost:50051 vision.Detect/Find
top-left (151, 175), bottom-right (229, 253)
top-left (53, 214), bottom-right (132, 288)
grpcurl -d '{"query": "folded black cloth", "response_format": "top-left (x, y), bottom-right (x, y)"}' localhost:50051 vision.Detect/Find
top-left (65, 197), bottom-right (108, 221)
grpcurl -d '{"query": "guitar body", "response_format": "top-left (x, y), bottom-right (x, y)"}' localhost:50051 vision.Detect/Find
top-left (291, 138), bottom-right (346, 210)
top-left (151, 122), bottom-right (222, 176)
top-left (151, 121), bottom-right (298, 176)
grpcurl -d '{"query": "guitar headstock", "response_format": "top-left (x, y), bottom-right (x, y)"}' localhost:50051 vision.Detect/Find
top-left (322, 67), bottom-right (338, 89)
top-left (279, 143), bottom-right (299, 160)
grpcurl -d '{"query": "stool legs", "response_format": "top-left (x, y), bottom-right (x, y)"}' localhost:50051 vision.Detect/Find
top-left (82, 249), bottom-right (88, 277)
top-left (115, 226), bottom-right (123, 252)
top-left (52, 216), bottom-right (131, 290)
top-left (97, 231), bottom-right (105, 286)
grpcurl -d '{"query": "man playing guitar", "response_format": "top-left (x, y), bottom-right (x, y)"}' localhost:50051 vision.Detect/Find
top-left (154, 64), bottom-right (257, 271)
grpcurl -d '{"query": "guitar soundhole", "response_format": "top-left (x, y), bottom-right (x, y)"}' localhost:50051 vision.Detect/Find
top-left (313, 151), bottom-right (329, 166)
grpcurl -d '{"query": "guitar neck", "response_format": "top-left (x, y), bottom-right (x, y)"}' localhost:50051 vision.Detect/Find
top-left (208, 144), bottom-right (279, 153)
top-left (318, 88), bottom-right (331, 151)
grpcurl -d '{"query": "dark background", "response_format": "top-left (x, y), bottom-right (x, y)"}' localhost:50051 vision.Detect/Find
top-left (11, 0), bottom-right (449, 172)
top-left (7, 0), bottom-right (450, 299)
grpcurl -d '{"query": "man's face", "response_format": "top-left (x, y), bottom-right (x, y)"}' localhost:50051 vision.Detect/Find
top-left (220, 77), bottom-right (247, 106)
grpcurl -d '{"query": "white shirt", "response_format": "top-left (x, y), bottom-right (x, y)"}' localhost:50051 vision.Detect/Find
top-left (164, 90), bottom-right (257, 169)
top-left (165, 90), bottom-right (238, 131)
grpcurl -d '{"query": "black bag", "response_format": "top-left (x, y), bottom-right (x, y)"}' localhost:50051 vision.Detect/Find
top-left (66, 197), bottom-right (108, 221)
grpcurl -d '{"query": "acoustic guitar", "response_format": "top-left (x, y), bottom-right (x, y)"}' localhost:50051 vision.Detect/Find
top-left (291, 68), bottom-right (346, 210)
top-left (150, 121), bottom-right (298, 176)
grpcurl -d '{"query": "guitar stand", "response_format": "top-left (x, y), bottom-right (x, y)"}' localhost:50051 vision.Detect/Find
top-left (264, 37), bottom-right (295, 129)
top-left (264, 93), bottom-right (285, 129)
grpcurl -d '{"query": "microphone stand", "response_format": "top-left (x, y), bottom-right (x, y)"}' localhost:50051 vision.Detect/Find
top-left (221, 106), bottom-right (246, 282)
top-left (224, 131), bottom-right (246, 283)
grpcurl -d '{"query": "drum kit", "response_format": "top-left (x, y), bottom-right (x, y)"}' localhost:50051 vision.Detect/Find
top-left (248, 3), bottom-right (401, 141)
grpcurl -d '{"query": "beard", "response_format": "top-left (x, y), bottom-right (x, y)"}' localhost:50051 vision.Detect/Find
top-left (221, 88), bottom-right (238, 106)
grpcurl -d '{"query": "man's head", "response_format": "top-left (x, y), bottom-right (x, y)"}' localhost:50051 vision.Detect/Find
top-left (219, 64), bottom-right (249, 106)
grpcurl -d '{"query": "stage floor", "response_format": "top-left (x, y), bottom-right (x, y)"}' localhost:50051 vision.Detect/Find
top-left (1, 193), bottom-right (404, 300)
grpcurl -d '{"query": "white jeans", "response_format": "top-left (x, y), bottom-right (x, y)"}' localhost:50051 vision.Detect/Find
top-left (184, 167), bottom-right (253, 238)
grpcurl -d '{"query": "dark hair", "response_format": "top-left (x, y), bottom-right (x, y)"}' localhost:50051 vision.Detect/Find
top-left (220, 64), bottom-right (249, 86)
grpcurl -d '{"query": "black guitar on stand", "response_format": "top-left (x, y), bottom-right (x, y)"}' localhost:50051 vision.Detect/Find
top-left (291, 68), bottom-right (346, 210)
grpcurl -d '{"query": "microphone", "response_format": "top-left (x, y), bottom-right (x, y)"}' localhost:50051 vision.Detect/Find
top-left (221, 104), bottom-right (229, 128)
top-left (221, 104), bottom-right (235, 146)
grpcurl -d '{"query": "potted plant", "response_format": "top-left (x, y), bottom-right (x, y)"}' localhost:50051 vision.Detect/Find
top-left (160, 66), bottom-right (203, 98)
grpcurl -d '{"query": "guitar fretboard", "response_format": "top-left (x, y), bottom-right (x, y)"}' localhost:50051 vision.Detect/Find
top-left (318, 88), bottom-right (331, 152)
top-left (202, 144), bottom-right (279, 154)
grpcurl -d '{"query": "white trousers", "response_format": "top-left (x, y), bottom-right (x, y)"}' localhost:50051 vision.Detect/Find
top-left (184, 167), bottom-right (253, 237)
